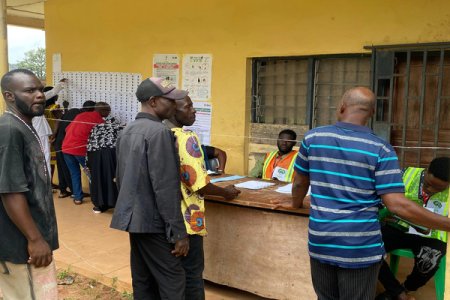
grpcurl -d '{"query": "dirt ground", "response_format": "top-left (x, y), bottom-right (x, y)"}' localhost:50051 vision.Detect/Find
top-left (0, 268), bottom-right (132, 300)
top-left (56, 268), bottom-right (133, 300)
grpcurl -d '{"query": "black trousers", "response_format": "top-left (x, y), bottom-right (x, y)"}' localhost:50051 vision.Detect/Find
top-left (181, 235), bottom-right (205, 300)
top-left (129, 233), bottom-right (185, 300)
top-left (310, 257), bottom-right (381, 300)
top-left (56, 151), bottom-right (72, 193)
top-left (378, 224), bottom-right (446, 297)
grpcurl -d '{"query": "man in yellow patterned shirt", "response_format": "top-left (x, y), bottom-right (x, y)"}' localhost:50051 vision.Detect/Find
top-left (165, 95), bottom-right (240, 300)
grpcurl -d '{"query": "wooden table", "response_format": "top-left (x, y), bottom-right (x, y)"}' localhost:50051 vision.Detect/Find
top-left (203, 176), bottom-right (315, 299)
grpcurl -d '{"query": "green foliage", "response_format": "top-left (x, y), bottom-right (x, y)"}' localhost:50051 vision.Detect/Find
top-left (111, 276), bottom-right (118, 289)
top-left (57, 267), bottom-right (70, 280)
top-left (16, 47), bottom-right (46, 80)
top-left (121, 291), bottom-right (133, 299)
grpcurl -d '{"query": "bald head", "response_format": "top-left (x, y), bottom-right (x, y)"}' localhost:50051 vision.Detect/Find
top-left (337, 87), bottom-right (376, 125)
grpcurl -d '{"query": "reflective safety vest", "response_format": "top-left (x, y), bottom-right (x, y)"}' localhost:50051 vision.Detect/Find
top-left (396, 167), bottom-right (449, 243)
top-left (262, 150), bottom-right (298, 182)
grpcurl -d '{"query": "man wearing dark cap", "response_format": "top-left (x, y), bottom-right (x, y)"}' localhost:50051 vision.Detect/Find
top-left (111, 77), bottom-right (189, 300)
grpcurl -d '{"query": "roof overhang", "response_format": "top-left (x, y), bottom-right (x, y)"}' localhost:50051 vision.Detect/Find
top-left (6, 0), bottom-right (45, 29)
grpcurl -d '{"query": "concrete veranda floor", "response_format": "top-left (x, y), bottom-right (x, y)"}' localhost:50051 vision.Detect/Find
top-left (0, 193), bottom-right (436, 300)
top-left (53, 194), bottom-right (266, 299)
top-left (52, 194), bottom-right (439, 300)
top-left (0, 194), bottom-right (439, 299)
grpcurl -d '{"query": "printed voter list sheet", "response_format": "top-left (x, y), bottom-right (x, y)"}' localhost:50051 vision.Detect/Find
top-left (235, 180), bottom-right (275, 190)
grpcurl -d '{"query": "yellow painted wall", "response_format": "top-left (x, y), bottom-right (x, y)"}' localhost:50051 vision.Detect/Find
top-left (45, 1), bottom-right (450, 298)
top-left (44, 0), bottom-right (450, 175)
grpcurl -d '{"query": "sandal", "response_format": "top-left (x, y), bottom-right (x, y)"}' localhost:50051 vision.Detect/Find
top-left (73, 199), bottom-right (82, 205)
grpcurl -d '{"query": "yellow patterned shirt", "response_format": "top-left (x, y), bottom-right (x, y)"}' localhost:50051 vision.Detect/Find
top-left (172, 127), bottom-right (210, 236)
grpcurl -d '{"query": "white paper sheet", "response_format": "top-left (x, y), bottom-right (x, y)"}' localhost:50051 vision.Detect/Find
top-left (153, 54), bottom-right (180, 87)
top-left (184, 101), bottom-right (212, 145)
top-left (210, 175), bottom-right (245, 183)
top-left (407, 207), bottom-right (433, 237)
top-left (275, 184), bottom-right (311, 195)
top-left (182, 54), bottom-right (212, 100)
top-left (275, 183), bottom-right (293, 194)
top-left (53, 71), bottom-right (142, 124)
top-left (52, 53), bottom-right (62, 73)
top-left (234, 180), bottom-right (275, 190)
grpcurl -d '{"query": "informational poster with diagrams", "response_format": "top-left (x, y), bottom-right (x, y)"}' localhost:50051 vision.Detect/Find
top-left (185, 101), bottom-right (212, 145)
top-left (153, 54), bottom-right (180, 87)
top-left (182, 54), bottom-right (212, 101)
top-left (53, 72), bottom-right (142, 124)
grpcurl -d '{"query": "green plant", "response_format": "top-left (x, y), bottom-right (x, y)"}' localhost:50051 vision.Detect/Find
top-left (121, 291), bottom-right (133, 300)
top-left (111, 276), bottom-right (118, 289)
top-left (57, 267), bottom-right (71, 280)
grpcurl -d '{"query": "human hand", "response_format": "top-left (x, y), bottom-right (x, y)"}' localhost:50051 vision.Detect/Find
top-left (172, 237), bottom-right (189, 257)
top-left (27, 237), bottom-right (52, 267)
top-left (49, 134), bottom-right (56, 143)
top-left (59, 78), bottom-right (68, 83)
top-left (223, 185), bottom-right (240, 200)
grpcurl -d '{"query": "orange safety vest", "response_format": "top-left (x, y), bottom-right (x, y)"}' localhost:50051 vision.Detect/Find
top-left (262, 150), bottom-right (298, 182)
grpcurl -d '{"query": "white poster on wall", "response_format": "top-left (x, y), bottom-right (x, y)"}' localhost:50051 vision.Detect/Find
top-left (53, 71), bottom-right (142, 125)
top-left (182, 54), bottom-right (212, 101)
top-left (52, 53), bottom-right (62, 73)
top-left (153, 54), bottom-right (180, 87)
top-left (185, 101), bottom-right (212, 145)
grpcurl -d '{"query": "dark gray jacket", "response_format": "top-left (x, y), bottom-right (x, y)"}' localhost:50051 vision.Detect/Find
top-left (110, 112), bottom-right (187, 243)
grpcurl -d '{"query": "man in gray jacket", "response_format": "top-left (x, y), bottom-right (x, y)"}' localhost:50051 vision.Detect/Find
top-left (110, 77), bottom-right (189, 300)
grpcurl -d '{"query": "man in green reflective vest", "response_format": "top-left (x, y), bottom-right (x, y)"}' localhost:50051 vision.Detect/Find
top-left (377, 157), bottom-right (450, 300)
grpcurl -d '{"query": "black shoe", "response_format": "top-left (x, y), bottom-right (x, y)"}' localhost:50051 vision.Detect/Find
top-left (92, 207), bottom-right (102, 214)
top-left (58, 191), bottom-right (71, 198)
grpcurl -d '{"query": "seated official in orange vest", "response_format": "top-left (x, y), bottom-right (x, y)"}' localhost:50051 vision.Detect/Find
top-left (249, 129), bottom-right (298, 182)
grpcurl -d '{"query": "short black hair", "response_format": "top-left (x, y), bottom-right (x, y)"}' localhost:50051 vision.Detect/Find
top-left (43, 86), bottom-right (54, 93)
top-left (43, 85), bottom-right (59, 107)
top-left (95, 101), bottom-right (110, 108)
top-left (278, 129), bottom-right (297, 141)
top-left (429, 157), bottom-right (450, 182)
top-left (1, 69), bottom-right (37, 92)
top-left (82, 100), bottom-right (96, 112)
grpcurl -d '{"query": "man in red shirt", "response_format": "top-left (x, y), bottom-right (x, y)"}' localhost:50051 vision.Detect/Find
top-left (62, 102), bottom-right (110, 204)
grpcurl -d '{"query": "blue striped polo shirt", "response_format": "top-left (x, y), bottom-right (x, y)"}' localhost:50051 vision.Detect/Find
top-left (295, 122), bottom-right (405, 268)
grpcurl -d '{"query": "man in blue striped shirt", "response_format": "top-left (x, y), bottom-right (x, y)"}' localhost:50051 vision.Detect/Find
top-left (285, 87), bottom-right (450, 300)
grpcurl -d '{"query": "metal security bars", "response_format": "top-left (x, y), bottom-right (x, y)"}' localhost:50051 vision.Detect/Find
top-left (251, 55), bottom-right (371, 140)
top-left (313, 57), bottom-right (371, 127)
top-left (371, 45), bottom-right (450, 168)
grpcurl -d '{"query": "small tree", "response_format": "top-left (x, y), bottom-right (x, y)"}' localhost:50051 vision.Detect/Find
top-left (16, 47), bottom-right (46, 80)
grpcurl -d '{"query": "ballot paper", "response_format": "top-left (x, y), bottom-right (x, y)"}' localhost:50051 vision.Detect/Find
top-left (234, 180), bottom-right (275, 190)
top-left (407, 207), bottom-right (433, 237)
top-left (275, 183), bottom-right (293, 194)
top-left (275, 184), bottom-right (311, 195)
top-left (210, 175), bottom-right (245, 183)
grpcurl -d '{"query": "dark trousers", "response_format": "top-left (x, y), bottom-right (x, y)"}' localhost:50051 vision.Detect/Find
top-left (56, 151), bottom-right (72, 193)
top-left (129, 233), bottom-right (185, 300)
top-left (181, 235), bottom-right (205, 300)
top-left (310, 257), bottom-right (381, 300)
top-left (378, 224), bottom-right (446, 297)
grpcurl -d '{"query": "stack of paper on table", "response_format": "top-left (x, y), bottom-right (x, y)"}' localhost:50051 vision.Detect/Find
top-left (275, 183), bottom-right (293, 194)
top-left (275, 184), bottom-right (311, 195)
top-left (210, 175), bottom-right (245, 183)
top-left (234, 180), bottom-right (275, 190)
